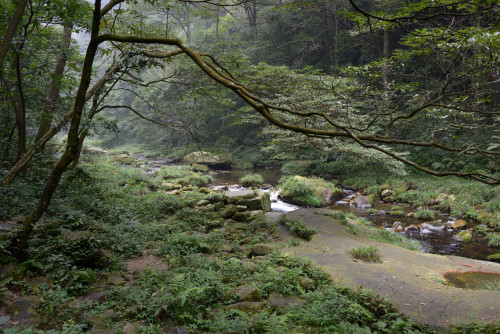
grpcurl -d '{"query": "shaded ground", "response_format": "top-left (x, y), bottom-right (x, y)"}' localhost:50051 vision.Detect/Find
top-left (275, 208), bottom-right (500, 329)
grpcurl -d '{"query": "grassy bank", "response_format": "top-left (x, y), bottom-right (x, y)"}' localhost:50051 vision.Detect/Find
top-left (0, 154), bottom-right (494, 333)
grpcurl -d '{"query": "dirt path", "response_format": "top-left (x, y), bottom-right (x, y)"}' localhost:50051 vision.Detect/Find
top-left (274, 209), bottom-right (500, 329)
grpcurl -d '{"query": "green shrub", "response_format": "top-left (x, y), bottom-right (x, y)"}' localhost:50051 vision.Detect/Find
top-left (279, 216), bottom-right (316, 240)
top-left (350, 245), bottom-right (381, 262)
top-left (240, 174), bottom-right (265, 187)
top-left (474, 225), bottom-right (489, 235)
top-left (414, 209), bottom-right (435, 220)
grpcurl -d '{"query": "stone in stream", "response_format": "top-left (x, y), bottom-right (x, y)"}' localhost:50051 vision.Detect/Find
top-left (452, 220), bottom-right (467, 231)
top-left (392, 221), bottom-right (403, 232)
top-left (226, 190), bottom-right (271, 212)
top-left (454, 230), bottom-right (472, 242)
top-left (353, 196), bottom-right (372, 209)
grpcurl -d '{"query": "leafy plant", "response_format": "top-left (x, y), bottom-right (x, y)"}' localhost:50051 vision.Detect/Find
top-left (350, 245), bottom-right (382, 263)
top-left (486, 233), bottom-right (500, 247)
top-left (414, 209), bottom-right (435, 220)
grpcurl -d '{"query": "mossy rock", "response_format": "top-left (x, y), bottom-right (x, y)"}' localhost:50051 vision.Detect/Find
top-left (280, 176), bottom-right (339, 207)
top-left (390, 211), bottom-right (405, 217)
top-left (183, 151), bottom-right (232, 169)
top-left (454, 230), bottom-right (472, 242)
top-left (112, 154), bottom-right (135, 164)
top-left (486, 254), bottom-right (500, 263)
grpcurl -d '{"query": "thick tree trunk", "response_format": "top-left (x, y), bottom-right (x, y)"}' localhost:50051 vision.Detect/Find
top-left (13, 51), bottom-right (26, 160)
top-left (35, 25), bottom-right (73, 142)
top-left (10, 1), bottom-right (102, 255)
top-left (2, 60), bottom-right (123, 186)
top-left (0, 0), bottom-right (28, 68)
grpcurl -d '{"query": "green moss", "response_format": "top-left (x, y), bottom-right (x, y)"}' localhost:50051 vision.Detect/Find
top-left (390, 211), bottom-right (405, 217)
top-left (486, 254), bottom-right (500, 263)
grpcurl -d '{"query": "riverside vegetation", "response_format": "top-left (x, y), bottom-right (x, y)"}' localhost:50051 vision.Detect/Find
top-left (1, 151), bottom-right (497, 333)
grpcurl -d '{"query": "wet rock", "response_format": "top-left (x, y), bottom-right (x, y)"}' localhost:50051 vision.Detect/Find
top-left (230, 284), bottom-right (260, 302)
top-left (267, 293), bottom-right (306, 311)
top-left (454, 230), bottom-right (472, 242)
top-left (112, 154), bottom-right (135, 164)
top-left (250, 243), bottom-right (274, 256)
top-left (392, 222), bottom-right (404, 232)
top-left (226, 190), bottom-right (270, 212)
top-left (452, 220), bottom-right (467, 231)
top-left (299, 277), bottom-right (315, 291)
top-left (405, 224), bottom-right (420, 232)
top-left (353, 196), bottom-right (372, 209)
top-left (443, 221), bottom-right (454, 230)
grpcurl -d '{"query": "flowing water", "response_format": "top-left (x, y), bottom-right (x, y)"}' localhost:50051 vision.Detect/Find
top-left (209, 167), bottom-right (497, 261)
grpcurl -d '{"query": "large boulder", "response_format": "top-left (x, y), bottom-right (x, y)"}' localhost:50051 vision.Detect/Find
top-left (267, 293), bottom-right (306, 312)
top-left (183, 151), bottom-right (232, 169)
top-left (226, 190), bottom-right (271, 212)
top-left (280, 176), bottom-right (340, 207)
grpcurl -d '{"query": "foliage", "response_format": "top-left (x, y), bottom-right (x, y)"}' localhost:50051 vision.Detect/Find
top-left (279, 215), bottom-right (316, 240)
top-left (486, 233), bottom-right (500, 248)
top-left (239, 173), bottom-right (264, 187)
top-left (368, 230), bottom-right (423, 251)
top-left (350, 245), bottom-right (382, 263)
top-left (414, 209), bottom-right (435, 220)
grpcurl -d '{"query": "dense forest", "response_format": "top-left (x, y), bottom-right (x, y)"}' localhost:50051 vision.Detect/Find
top-left (0, 0), bottom-right (499, 332)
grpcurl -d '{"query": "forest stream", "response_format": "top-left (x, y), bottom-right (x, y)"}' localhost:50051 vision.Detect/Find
top-left (205, 167), bottom-right (497, 262)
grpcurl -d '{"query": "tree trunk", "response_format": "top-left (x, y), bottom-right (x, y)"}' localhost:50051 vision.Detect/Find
top-left (35, 25), bottom-right (73, 142)
top-left (10, 1), bottom-right (102, 255)
top-left (14, 51), bottom-right (26, 160)
top-left (0, 0), bottom-right (28, 68)
top-left (2, 60), bottom-right (124, 186)
top-left (381, 28), bottom-right (389, 91)
top-left (320, 3), bottom-right (331, 74)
